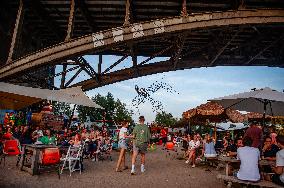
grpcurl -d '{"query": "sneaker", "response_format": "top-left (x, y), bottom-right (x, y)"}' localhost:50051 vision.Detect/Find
top-left (185, 160), bottom-right (190, 164)
top-left (192, 164), bottom-right (196, 168)
top-left (131, 170), bottom-right (136, 175)
top-left (141, 167), bottom-right (146, 173)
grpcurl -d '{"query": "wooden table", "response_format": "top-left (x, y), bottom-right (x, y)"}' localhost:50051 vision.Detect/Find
top-left (218, 156), bottom-right (276, 176)
top-left (19, 144), bottom-right (58, 175)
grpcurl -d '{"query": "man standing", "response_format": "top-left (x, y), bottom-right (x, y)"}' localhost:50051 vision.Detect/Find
top-left (244, 121), bottom-right (262, 148)
top-left (131, 116), bottom-right (151, 175)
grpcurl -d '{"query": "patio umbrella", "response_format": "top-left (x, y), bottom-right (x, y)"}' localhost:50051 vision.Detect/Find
top-left (182, 102), bottom-right (244, 139)
top-left (0, 82), bottom-right (103, 110)
top-left (182, 102), bottom-right (244, 123)
top-left (209, 87), bottom-right (284, 120)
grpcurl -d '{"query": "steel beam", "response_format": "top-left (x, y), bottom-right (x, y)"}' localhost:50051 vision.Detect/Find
top-left (244, 35), bottom-right (284, 65)
top-left (60, 64), bottom-right (67, 88)
top-left (26, 0), bottom-right (65, 39)
top-left (6, 0), bottom-right (24, 64)
top-left (74, 57), bottom-right (283, 91)
top-left (124, 0), bottom-right (131, 26)
top-left (208, 29), bottom-right (242, 66)
top-left (102, 55), bottom-right (128, 74)
top-left (171, 34), bottom-right (186, 68)
top-left (77, 0), bottom-right (96, 32)
top-left (181, 0), bottom-right (188, 17)
top-left (65, 0), bottom-right (76, 41)
top-left (1, 9), bottom-right (284, 79)
top-left (65, 68), bottom-right (83, 87)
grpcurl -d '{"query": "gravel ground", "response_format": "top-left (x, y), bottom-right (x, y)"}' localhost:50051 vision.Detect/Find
top-left (0, 146), bottom-right (225, 188)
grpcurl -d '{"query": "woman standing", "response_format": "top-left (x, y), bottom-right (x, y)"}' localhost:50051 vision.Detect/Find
top-left (115, 121), bottom-right (132, 172)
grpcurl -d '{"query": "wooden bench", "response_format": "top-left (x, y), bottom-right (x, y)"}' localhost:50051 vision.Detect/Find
top-left (217, 174), bottom-right (283, 188)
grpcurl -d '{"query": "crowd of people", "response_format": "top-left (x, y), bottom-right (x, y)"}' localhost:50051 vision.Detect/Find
top-left (1, 117), bottom-right (284, 186)
top-left (160, 122), bottom-right (284, 186)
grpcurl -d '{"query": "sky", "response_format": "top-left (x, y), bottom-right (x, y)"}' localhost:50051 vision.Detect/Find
top-left (55, 55), bottom-right (284, 123)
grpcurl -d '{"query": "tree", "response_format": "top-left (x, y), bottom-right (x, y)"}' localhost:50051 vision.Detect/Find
top-left (52, 101), bottom-right (72, 117)
top-left (77, 92), bottom-right (133, 124)
top-left (155, 111), bottom-right (177, 127)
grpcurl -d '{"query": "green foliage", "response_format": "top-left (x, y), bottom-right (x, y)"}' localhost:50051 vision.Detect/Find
top-left (77, 92), bottom-right (133, 124)
top-left (155, 111), bottom-right (177, 127)
top-left (52, 101), bottom-right (72, 117)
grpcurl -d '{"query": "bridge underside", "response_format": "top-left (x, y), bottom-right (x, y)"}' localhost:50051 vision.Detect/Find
top-left (0, 0), bottom-right (284, 90)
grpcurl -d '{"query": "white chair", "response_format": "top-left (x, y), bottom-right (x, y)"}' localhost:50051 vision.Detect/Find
top-left (60, 141), bottom-right (85, 176)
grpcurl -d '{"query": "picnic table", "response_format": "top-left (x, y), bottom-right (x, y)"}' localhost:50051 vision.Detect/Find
top-left (218, 155), bottom-right (275, 176)
top-left (19, 144), bottom-right (58, 175)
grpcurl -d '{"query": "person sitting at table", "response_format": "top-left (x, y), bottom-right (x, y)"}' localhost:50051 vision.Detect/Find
top-left (185, 134), bottom-right (200, 168)
top-left (271, 135), bottom-right (284, 186)
top-left (69, 134), bottom-right (81, 147)
top-left (202, 135), bottom-right (217, 158)
top-left (227, 138), bottom-right (244, 157)
top-left (263, 136), bottom-right (279, 160)
top-left (236, 137), bottom-right (260, 182)
top-left (262, 136), bottom-right (279, 180)
top-left (39, 129), bottom-right (56, 145)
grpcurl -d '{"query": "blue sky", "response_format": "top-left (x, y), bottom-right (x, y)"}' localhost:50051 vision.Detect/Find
top-left (55, 56), bottom-right (284, 123)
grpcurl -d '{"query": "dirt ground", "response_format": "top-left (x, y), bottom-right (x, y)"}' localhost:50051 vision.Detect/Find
top-left (0, 146), bottom-right (225, 188)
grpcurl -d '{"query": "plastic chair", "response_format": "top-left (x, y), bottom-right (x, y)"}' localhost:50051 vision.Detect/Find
top-left (39, 148), bottom-right (61, 179)
top-left (3, 140), bottom-right (21, 155)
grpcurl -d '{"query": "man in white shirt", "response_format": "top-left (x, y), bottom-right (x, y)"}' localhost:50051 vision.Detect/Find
top-left (272, 135), bottom-right (284, 186)
top-left (237, 137), bottom-right (260, 182)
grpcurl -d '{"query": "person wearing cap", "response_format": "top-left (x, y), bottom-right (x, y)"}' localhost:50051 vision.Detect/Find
top-left (131, 116), bottom-right (151, 175)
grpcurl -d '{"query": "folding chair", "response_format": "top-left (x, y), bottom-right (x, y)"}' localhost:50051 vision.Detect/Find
top-left (60, 141), bottom-right (85, 176)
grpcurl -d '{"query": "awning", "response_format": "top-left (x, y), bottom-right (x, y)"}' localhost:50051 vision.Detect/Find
top-left (0, 82), bottom-right (103, 110)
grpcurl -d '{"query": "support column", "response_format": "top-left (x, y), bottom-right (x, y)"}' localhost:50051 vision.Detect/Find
top-left (181, 0), bottom-right (188, 17)
top-left (98, 55), bottom-right (103, 74)
top-left (124, 0), bottom-right (131, 26)
top-left (6, 0), bottom-right (24, 64)
top-left (60, 64), bottom-right (67, 88)
top-left (65, 0), bottom-right (75, 41)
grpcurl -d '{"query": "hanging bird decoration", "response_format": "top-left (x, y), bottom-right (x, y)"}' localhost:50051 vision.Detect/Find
top-left (132, 81), bottom-right (178, 113)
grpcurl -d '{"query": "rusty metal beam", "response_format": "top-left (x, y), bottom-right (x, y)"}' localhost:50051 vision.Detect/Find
top-left (60, 64), bottom-right (67, 88)
top-left (26, 0), bottom-right (65, 39)
top-left (75, 56), bottom-right (99, 82)
top-left (244, 35), bottom-right (284, 65)
top-left (65, 0), bottom-right (76, 41)
top-left (1, 9), bottom-right (284, 79)
top-left (208, 29), bottom-right (242, 66)
top-left (139, 45), bottom-right (173, 66)
top-left (102, 55), bottom-right (128, 74)
top-left (171, 34), bottom-right (186, 69)
top-left (6, 0), bottom-right (24, 64)
top-left (181, 0), bottom-right (188, 17)
top-left (73, 57), bottom-right (283, 91)
top-left (98, 55), bottom-right (103, 74)
top-left (124, 0), bottom-right (131, 26)
top-left (76, 0), bottom-right (96, 32)
top-left (65, 68), bottom-right (83, 87)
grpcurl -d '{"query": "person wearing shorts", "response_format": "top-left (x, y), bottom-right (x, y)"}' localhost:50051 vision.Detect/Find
top-left (131, 116), bottom-right (151, 175)
top-left (115, 121), bottom-right (132, 172)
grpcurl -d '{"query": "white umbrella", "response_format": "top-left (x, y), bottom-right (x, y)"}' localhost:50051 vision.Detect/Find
top-left (216, 122), bottom-right (248, 131)
top-left (209, 87), bottom-right (284, 117)
top-left (0, 82), bottom-right (103, 109)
